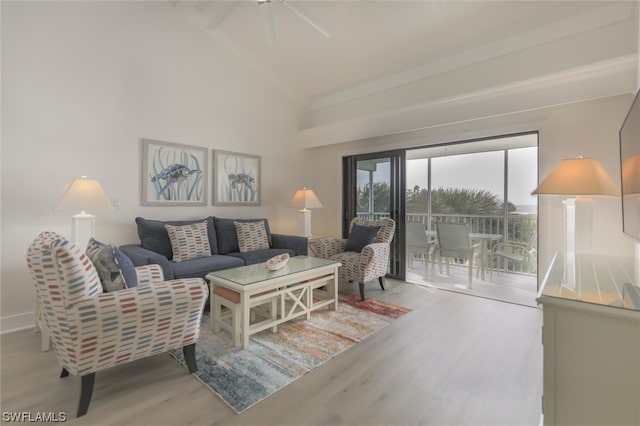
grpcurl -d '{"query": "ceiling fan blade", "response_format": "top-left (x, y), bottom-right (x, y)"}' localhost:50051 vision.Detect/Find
top-left (261, 3), bottom-right (277, 44)
top-left (205, 2), bottom-right (240, 32)
top-left (283, 2), bottom-right (331, 38)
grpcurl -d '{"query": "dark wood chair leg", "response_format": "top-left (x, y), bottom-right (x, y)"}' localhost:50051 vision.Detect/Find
top-left (183, 343), bottom-right (198, 374)
top-left (60, 368), bottom-right (69, 378)
top-left (378, 276), bottom-right (386, 290)
top-left (77, 373), bottom-right (95, 418)
top-left (359, 283), bottom-right (365, 301)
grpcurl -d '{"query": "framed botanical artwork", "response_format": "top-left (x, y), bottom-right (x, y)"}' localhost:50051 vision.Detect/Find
top-left (141, 138), bottom-right (208, 206)
top-left (213, 150), bottom-right (261, 206)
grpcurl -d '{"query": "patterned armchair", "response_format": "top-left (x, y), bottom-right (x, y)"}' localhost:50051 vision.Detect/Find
top-left (309, 218), bottom-right (396, 301)
top-left (26, 232), bottom-right (208, 417)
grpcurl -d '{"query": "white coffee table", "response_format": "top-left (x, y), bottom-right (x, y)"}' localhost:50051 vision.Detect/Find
top-left (206, 256), bottom-right (341, 349)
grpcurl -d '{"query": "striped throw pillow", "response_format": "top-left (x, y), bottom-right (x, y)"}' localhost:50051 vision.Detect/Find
top-left (165, 221), bottom-right (211, 262)
top-left (234, 221), bottom-right (269, 253)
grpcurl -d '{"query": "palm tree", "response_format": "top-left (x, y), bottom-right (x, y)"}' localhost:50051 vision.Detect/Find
top-left (431, 188), bottom-right (514, 215)
top-left (406, 186), bottom-right (521, 237)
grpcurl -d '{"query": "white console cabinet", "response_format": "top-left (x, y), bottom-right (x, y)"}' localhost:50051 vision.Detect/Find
top-left (537, 253), bottom-right (640, 426)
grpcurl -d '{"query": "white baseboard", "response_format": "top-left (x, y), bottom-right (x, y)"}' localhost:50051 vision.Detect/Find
top-left (1, 311), bottom-right (36, 334)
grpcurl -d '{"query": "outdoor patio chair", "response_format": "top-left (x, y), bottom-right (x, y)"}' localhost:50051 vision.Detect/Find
top-left (26, 231), bottom-right (208, 417)
top-left (434, 222), bottom-right (481, 288)
top-left (491, 232), bottom-right (537, 277)
top-left (406, 222), bottom-right (435, 279)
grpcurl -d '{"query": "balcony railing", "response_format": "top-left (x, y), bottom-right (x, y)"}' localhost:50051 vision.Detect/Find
top-left (357, 211), bottom-right (538, 275)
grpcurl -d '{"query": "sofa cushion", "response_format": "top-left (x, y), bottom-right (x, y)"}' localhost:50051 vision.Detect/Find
top-left (170, 255), bottom-right (244, 279)
top-left (214, 218), bottom-right (272, 255)
top-left (136, 216), bottom-right (217, 259)
top-left (227, 248), bottom-right (295, 265)
top-left (86, 238), bottom-right (138, 291)
top-left (165, 221), bottom-right (212, 262)
top-left (234, 221), bottom-right (269, 253)
top-left (345, 224), bottom-right (381, 252)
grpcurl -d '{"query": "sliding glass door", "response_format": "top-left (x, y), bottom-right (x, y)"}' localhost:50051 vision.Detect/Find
top-left (342, 133), bottom-right (538, 289)
top-left (405, 133), bottom-right (539, 306)
top-left (343, 150), bottom-right (405, 280)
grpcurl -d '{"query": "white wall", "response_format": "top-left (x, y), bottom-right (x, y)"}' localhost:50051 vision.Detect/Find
top-left (1, 2), bottom-right (307, 332)
top-left (306, 94), bottom-right (637, 285)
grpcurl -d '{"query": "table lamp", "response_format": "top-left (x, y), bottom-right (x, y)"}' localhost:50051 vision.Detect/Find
top-left (289, 188), bottom-right (323, 237)
top-left (55, 176), bottom-right (114, 249)
top-left (532, 156), bottom-right (619, 287)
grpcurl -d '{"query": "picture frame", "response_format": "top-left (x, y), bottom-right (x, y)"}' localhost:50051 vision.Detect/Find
top-left (141, 138), bottom-right (208, 206)
top-left (213, 150), bottom-right (261, 206)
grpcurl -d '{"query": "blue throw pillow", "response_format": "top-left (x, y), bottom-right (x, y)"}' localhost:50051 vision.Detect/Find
top-left (345, 224), bottom-right (381, 252)
top-left (114, 246), bottom-right (138, 288)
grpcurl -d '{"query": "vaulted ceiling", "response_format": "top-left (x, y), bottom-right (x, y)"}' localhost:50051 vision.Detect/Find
top-left (169, 1), bottom-right (638, 146)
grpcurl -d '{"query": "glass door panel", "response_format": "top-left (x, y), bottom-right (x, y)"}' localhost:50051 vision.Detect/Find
top-left (404, 133), bottom-right (539, 307)
top-left (506, 146), bottom-right (538, 274)
top-left (431, 150), bottom-right (505, 233)
top-left (343, 151), bottom-right (404, 279)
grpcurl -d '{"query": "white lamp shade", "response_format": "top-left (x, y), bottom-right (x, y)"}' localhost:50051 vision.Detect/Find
top-left (55, 177), bottom-right (113, 213)
top-left (289, 188), bottom-right (323, 210)
top-left (532, 157), bottom-right (620, 196)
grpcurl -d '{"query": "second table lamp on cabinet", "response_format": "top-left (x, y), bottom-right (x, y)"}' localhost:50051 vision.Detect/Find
top-left (532, 156), bottom-right (619, 287)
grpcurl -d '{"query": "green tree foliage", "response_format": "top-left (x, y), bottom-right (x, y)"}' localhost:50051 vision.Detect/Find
top-left (406, 186), bottom-right (516, 215)
top-left (364, 184), bottom-right (518, 215)
top-left (357, 182), bottom-right (391, 213)
top-left (406, 185), bottom-right (429, 213)
top-left (431, 187), bottom-right (515, 214)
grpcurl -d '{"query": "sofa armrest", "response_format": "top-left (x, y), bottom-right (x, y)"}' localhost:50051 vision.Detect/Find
top-left (271, 233), bottom-right (308, 256)
top-left (120, 244), bottom-right (174, 280)
top-left (309, 238), bottom-right (346, 258)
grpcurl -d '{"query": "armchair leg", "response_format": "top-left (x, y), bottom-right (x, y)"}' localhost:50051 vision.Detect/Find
top-left (60, 368), bottom-right (69, 378)
top-left (358, 283), bottom-right (365, 301)
top-left (378, 276), bottom-right (386, 290)
top-left (77, 373), bottom-right (95, 418)
top-left (183, 343), bottom-right (198, 374)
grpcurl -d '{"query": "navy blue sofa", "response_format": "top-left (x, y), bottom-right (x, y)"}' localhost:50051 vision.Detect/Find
top-left (120, 216), bottom-right (308, 281)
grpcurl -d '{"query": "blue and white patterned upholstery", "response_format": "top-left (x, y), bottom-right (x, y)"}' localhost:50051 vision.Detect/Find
top-left (309, 218), bottom-right (396, 300)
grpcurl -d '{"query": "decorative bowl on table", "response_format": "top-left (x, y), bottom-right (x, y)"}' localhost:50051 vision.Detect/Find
top-left (266, 253), bottom-right (290, 270)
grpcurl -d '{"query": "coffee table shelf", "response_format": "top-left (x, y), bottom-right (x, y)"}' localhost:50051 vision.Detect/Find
top-left (206, 256), bottom-right (341, 349)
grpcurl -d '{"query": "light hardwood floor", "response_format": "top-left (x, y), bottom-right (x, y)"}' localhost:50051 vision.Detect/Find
top-left (406, 260), bottom-right (539, 308)
top-left (1, 280), bottom-right (542, 426)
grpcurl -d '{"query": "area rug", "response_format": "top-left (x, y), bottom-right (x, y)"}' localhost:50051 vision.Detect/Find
top-left (169, 292), bottom-right (410, 413)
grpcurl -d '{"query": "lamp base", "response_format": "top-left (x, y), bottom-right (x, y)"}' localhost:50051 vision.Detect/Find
top-left (562, 197), bottom-right (593, 289)
top-left (298, 209), bottom-right (312, 238)
top-left (71, 212), bottom-right (95, 250)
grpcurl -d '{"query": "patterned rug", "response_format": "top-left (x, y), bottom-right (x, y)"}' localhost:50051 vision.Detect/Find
top-left (169, 292), bottom-right (410, 413)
